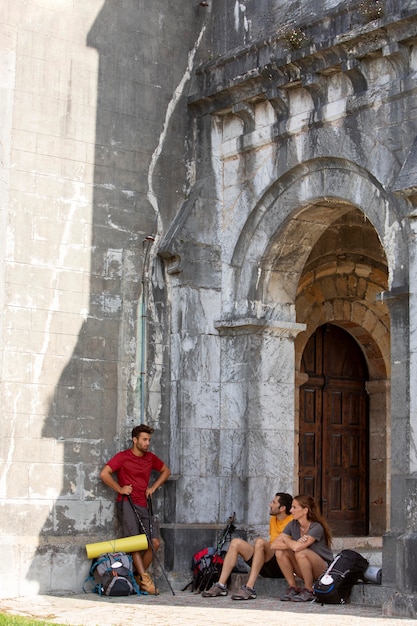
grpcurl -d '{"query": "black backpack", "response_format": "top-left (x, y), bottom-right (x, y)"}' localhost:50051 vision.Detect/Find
top-left (83, 552), bottom-right (141, 597)
top-left (313, 549), bottom-right (369, 604)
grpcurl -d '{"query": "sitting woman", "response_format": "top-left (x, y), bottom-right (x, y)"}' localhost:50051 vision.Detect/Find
top-left (272, 494), bottom-right (333, 602)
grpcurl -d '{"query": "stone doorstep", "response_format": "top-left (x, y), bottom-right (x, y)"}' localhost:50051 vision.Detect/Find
top-left (332, 536), bottom-right (383, 563)
top-left (229, 573), bottom-right (390, 607)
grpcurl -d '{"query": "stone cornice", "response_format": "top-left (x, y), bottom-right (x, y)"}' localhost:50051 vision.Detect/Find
top-left (214, 317), bottom-right (306, 338)
top-left (189, 5), bottom-right (417, 114)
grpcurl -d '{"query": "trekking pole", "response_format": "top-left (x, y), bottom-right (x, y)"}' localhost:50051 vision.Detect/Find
top-left (126, 495), bottom-right (175, 595)
top-left (147, 495), bottom-right (154, 545)
top-left (197, 512), bottom-right (236, 592)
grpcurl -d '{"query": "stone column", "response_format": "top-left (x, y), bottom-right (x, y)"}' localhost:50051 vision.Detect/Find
top-left (215, 318), bottom-right (305, 529)
top-left (384, 215), bottom-right (417, 616)
top-left (382, 290), bottom-right (409, 593)
top-left (365, 379), bottom-right (390, 535)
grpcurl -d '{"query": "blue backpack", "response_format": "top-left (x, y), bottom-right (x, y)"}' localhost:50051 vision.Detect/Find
top-left (83, 552), bottom-right (142, 596)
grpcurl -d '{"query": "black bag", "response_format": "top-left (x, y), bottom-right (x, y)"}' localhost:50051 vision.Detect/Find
top-left (83, 551), bottom-right (141, 597)
top-left (313, 549), bottom-right (369, 604)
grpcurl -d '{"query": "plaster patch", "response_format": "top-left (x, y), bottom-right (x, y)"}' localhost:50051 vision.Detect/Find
top-left (182, 335), bottom-right (197, 352)
top-left (383, 216), bottom-right (401, 290)
top-left (0, 390), bottom-right (19, 497)
top-left (144, 24), bottom-right (207, 427)
top-left (95, 294), bottom-right (122, 314)
top-left (234, 1), bottom-right (240, 30)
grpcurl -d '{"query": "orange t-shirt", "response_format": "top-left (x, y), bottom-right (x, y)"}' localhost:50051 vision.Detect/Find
top-left (269, 513), bottom-right (293, 543)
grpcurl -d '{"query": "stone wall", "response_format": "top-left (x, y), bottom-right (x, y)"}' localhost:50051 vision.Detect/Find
top-left (2, 1), bottom-right (417, 613)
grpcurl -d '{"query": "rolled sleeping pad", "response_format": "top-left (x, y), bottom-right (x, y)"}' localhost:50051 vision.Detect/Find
top-left (86, 534), bottom-right (148, 559)
top-left (363, 565), bottom-right (382, 584)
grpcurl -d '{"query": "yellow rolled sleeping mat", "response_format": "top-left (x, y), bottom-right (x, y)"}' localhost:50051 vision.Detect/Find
top-left (86, 534), bottom-right (148, 559)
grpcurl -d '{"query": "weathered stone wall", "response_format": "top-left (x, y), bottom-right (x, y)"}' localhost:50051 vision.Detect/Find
top-left (2, 0), bottom-right (417, 610)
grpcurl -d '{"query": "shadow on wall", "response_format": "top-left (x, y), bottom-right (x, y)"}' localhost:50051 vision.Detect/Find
top-left (25, 0), bottom-right (204, 593)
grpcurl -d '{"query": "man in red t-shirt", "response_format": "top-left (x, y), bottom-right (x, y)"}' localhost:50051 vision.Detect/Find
top-left (100, 424), bottom-right (171, 594)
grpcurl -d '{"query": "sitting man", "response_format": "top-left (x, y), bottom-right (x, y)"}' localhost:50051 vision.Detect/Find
top-left (202, 492), bottom-right (293, 600)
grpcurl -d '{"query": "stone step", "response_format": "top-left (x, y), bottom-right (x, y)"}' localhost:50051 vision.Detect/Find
top-left (332, 536), bottom-right (383, 567)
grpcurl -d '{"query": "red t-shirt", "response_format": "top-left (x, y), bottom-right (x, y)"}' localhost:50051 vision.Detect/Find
top-left (107, 449), bottom-right (164, 507)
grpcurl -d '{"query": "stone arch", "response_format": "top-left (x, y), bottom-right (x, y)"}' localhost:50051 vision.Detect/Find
top-left (222, 158), bottom-right (409, 536)
top-left (225, 157), bottom-right (408, 323)
top-left (293, 209), bottom-right (391, 533)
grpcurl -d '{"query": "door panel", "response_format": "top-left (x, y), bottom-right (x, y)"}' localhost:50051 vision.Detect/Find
top-left (299, 324), bottom-right (369, 536)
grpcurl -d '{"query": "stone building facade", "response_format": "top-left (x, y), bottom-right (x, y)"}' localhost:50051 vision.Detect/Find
top-left (1, 0), bottom-right (417, 616)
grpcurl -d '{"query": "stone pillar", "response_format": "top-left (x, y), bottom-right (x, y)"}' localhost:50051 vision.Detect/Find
top-left (384, 215), bottom-right (417, 616)
top-left (161, 317), bottom-right (305, 575)
top-left (366, 379), bottom-right (390, 534)
top-left (381, 291), bottom-right (409, 599)
top-left (215, 318), bottom-right (305, 528)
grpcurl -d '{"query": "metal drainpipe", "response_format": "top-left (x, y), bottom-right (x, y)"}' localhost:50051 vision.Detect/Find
top-left (140, 236), bottom-right (154, 423)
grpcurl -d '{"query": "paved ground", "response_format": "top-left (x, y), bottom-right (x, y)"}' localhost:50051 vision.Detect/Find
top-left (0, 590), bottom-right (416, 626)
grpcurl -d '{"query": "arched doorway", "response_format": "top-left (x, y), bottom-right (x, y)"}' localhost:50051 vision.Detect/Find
top-left (299, 323), bottom-right (369, 536)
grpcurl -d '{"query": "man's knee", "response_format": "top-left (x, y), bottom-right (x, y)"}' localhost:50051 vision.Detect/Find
top-left (227, 537), bottom-right (252, 560)
top-left (229, 537), bottom-right (245, 551)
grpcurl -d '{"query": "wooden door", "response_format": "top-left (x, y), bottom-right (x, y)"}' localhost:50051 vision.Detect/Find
top-left (299, 324), bottom-right (369, 536)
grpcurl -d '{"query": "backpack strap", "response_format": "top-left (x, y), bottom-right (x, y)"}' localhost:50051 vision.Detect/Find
top-left (82, 573), bottom-right (95, 594)
top-left (83, 572), bottom-right (102, 595)
top-left (128, 571), bottom-right (142, 595)
top-left (83, 555), bottom-right (114, 595)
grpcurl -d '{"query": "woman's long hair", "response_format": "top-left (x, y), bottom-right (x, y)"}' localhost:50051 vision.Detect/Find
top-left (294, 494), bottom-right (333, 547)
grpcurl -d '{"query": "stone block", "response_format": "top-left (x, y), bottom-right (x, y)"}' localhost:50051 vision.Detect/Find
top-left (390, 418), bottom-right (410, 474)
top-left (2, 350), bottom-right (32, 382)
top-left (384, 592), bottom-right (417, 618)
top-left (383, 531), bottom-right (400, 585)
top-left (218, 429), bottom-right (247, 476)
top-left (396, 532), bottom-right (417, 593)
top-left (160, 524), bottom-right (220, 572)
top-left (405, 476), bottom-right (417, 529)
top-left (1, 502), bottom-right (54, 535)
top-left (3, 411), bottom-right (26, 440)
top-left (0, 459), bottom-right (30, 498)
top-left (229, 572), bottom-right (249, 591)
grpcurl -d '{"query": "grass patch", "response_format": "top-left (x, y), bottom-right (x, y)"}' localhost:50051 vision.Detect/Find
top-left (0, 615), bottom-right (66, 626)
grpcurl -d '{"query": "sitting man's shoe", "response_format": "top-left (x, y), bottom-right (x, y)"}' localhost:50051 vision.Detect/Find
top-left (292, 587), bottom-right (315, 602)
top-left (201, 582), bottom-right (228, 597)
top-left (280, 586), bottom-right (299, 601)
top-left (137, 572), bottom-right (158, 595)
top-left (231, 585), bottom-right (257, 600)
